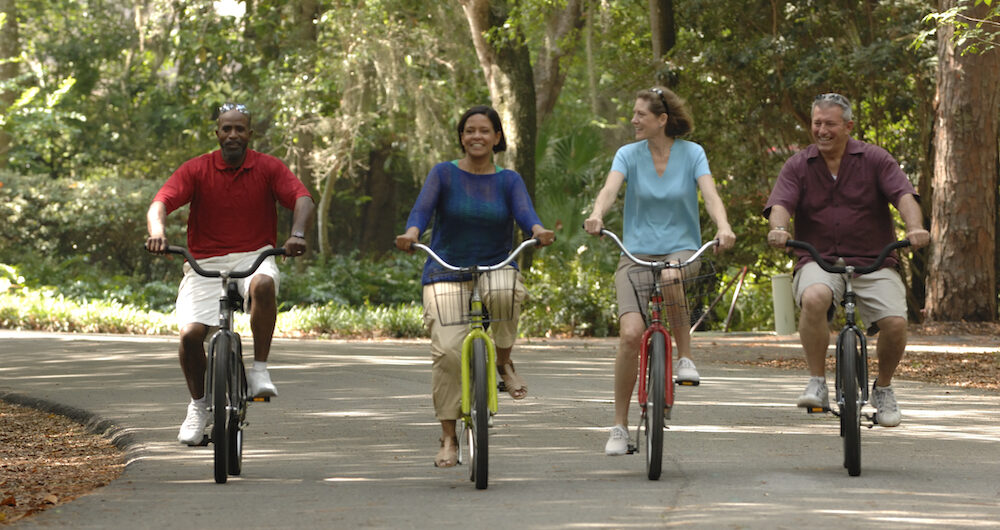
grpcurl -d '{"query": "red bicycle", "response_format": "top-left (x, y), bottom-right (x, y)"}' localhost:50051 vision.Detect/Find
top-left (597, 230), bottom-right (717, 480)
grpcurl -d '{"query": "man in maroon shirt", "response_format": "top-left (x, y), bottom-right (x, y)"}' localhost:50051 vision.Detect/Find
top-left (764, 93), bottom-right (930, 427)
top-left (146, 103), bottom-right (315, 445)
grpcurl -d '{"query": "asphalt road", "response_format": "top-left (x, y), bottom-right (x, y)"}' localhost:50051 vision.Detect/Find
top-left (2, 330), bottom-right (1000, 529)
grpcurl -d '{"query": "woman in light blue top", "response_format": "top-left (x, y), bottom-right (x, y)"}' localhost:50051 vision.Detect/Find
top-left (584, 87), bottom-right (735, 456)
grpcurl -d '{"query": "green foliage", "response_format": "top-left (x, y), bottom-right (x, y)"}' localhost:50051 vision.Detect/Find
top-left (0, 173), bottom-right (178, 283)
top-left (521, 248), bottom-right (619, 337)
top-left (279, 250), bottom-right (425, 308)
top-left (0, 288), bottom-right (175, 334)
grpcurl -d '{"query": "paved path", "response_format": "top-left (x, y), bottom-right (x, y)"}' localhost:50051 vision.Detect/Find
top-left (2, 330), bottom-right (1000, 528)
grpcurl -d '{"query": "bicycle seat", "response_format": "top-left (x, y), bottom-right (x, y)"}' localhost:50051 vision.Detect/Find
top-left (227, 282), bottom-right (245, 312)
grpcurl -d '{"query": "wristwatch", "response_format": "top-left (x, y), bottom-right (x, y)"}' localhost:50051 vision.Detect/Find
top-left (291, 231), bottom-right (306, 239)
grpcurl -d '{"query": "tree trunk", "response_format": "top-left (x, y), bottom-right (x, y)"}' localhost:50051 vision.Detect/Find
top-left (534, 0), bottom-right (584, 126)
top-left (0, 0), bottom-right (20, 169)
top-left (359, 140), bottom-right (397, 254)
top-left (649, 0), bottom-right (675, 86)
top-left (460, 0), bottom-right (537, 197)
top-left (925, 0), bottom-right (1000, 321)
top-left (292, 0), bottom-right (322, 252)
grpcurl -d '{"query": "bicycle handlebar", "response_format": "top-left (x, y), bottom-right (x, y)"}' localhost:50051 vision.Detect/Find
top-left (597, 229), bottom-right (718, 269)
top-left (162, 246), bottom-right (287, 279)
top-left (785, 239), bottom-right (911, 275)
top-left (409, 238), bottom-right (539, 272)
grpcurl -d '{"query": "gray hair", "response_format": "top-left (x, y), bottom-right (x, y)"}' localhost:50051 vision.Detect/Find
top-left (813, 93), bottom-right (852, 121)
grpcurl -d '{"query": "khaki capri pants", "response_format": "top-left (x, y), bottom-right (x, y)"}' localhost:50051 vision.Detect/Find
top-left (421, 267), bottom-right (526, 420)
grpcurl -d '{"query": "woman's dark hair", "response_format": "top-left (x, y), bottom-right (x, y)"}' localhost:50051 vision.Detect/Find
top-left (456, 105), bottom-right (507, 153)
top-left (636, 86), bottom-right (694, 137)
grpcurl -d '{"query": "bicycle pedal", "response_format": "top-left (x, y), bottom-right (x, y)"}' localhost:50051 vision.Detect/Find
top-left (252, 396), bottom-right (271, 402)
top-left (187, 434), bottom-right (210, 447)
top-left (497, 381), bottom-right (507, 392)
top-left (806, 406), bottom-right (831, 414)
top-left (626, 444), bottom-right (638, 455)
top-left (676, 380), bottom-right (700, 386)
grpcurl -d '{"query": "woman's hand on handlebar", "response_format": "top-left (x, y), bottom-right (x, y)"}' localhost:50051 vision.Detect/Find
top-left (582, 217), bottom-right (603, 236)
top-left (714, 227), bottom-right (736, 253)
top-left (531, 225), bottom-right (556, 247)
top-left (395, 227), bottom-right (420, 254)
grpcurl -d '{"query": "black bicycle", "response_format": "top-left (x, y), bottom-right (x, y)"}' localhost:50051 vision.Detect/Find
top-left (158, 245), bottom-right (285, 484)
top-left (785, 239), bottom-right (910, 477)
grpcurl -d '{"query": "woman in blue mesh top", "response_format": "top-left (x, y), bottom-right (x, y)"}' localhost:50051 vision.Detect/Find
top-left (395, 105), bottom-right (555, 468)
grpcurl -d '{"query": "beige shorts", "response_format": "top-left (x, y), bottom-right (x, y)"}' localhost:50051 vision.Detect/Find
top-left (792, 261), bottom-right (906, 328)
top-left (175, 246), bottom-right (281, 327)
top-left (614, 250), bottom-right (697, 318)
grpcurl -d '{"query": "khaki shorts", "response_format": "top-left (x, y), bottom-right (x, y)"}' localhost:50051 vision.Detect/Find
top-left (614, 250), bottom-right (697, 318)
top-left (792, 261), bottom-right (906, 329)
top-left (175, 246), bottom-right (281, 327)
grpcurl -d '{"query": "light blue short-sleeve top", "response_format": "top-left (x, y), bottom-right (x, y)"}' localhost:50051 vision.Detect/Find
top-left (611, 138), bottom-right (710, 255)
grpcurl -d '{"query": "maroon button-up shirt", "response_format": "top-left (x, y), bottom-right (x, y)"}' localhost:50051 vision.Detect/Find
top-left (763, 138), bottom-right (917, 271)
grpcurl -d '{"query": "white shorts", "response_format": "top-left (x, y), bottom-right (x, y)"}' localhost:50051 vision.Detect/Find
top-left (175, 246), bottom-right (281, 327)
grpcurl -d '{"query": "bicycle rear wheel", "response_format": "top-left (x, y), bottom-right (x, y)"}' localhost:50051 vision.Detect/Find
top-left (212, 334), bottom-right (231, 484)
top-left (227, 346), bottom-right (245, 476)
top-left (469, 337), bottom-right (489, 489)
top-left (644, 332), bottom-right (665, 480)
top-left (840, 332), bottom-right (861, 477)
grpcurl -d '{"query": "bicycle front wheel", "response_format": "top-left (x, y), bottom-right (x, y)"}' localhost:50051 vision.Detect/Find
top-left (645, 332), bottom-right (666, 481)
top-left (212, 334), bottom-right (231, 484)
top-left (839, 332), bottom-right (861, 477)
top-left (469, 337), bottom-right (490, 489)
top-left (227, 346), bottom-right (245, 476)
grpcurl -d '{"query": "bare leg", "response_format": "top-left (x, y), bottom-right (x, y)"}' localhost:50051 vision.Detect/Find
top-left (874, 316), bottom-right (907, 386)
top-left (614, 312), bottom-right (645, 427)
top-left (798, 284), bottom-right (834, 377)
top-left (248, 275), bottom-right (277, 362)
top-left (178, 323), bottom-right (209, 399)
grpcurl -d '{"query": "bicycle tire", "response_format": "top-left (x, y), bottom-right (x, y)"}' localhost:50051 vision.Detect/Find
top-left (645, 332), bottom-right (665, 481)
top-left (227, 348), bottom-right (245, 476)
top-left (212, 334), bottom-right (231, 484)
top-left (840, 332), bottom-right (861, 476)
top-left (470, 337), bottom-right (489, 489)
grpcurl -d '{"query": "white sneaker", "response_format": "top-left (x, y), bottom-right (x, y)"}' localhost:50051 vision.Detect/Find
top-left (247, 366), bottom-right (278, 397)
top-left (872, 381), bottom-right (901, 427)
top-left (605, 425), bottom-right (629, 456)
top-left (177, 401), bottom-right (211, 445)
top-left (675, 357), bottom-right (700, 383)
top-left (796, 377), bottom-right (829, 409)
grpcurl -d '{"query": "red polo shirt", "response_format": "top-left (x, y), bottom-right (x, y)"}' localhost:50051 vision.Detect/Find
top-left (153, 149), bottom-right (311, 259)
top-left (763, 138), bottom-right (917, 271)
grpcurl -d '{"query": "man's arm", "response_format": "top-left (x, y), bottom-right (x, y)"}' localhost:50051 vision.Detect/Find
top-left (766, 204), bottom-right (792, 248)
top-left (897, 193), bottom-right (930, 249)
top-left (283, 195), bottom-right (315, 256)
top-left (145, 201), bottom-right (169, 254)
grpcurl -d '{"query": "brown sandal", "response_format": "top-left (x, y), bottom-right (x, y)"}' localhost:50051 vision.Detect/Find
top-left (499, 362), bottom-right (527, 400)
top-left (434, 437), bottom-right (458, 468)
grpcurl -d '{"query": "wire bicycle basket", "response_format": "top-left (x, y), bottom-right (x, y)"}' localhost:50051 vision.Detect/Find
top-left (428, 267), bottom-right (521, 326)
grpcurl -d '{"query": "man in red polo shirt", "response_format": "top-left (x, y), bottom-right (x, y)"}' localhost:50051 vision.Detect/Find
top-left (764, 93), bottom-right (930, 427)
top-left (146, 103), bottom-right (315, 445)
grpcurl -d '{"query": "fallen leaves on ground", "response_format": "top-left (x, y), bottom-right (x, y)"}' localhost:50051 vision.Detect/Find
top-left (0, 402), bottom-right (124, 525)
